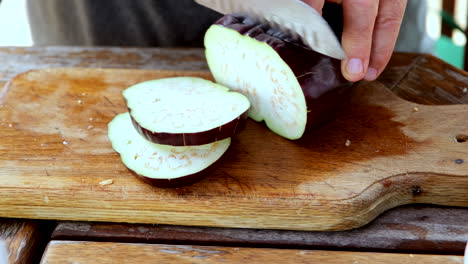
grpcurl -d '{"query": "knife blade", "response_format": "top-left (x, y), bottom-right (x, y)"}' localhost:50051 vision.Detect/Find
top-left (195, 0), bottom-right (346, 60)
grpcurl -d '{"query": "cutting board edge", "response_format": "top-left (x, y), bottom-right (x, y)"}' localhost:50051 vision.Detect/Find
top-left (0, 171), bottom-right (466, 231)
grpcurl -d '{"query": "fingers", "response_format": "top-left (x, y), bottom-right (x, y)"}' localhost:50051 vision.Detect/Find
top-left (341, 0), bottom-right (379, 82)
top-left (364, 0), bottom-right (406, 81)
top-left (303, 0), bottom-right (405, 82)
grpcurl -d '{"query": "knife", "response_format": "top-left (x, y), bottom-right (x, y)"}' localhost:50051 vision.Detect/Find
top-left (195, 0), bottom-right (346, 60)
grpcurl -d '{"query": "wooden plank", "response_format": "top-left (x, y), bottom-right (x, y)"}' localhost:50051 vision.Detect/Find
top-left (0, 218), bottom-right (55, 264)
top-left (40, 241), bottom-right (465, 264)
top-left (51, 205), bottom-right (468, 255)
top-left (442, 0), bottom-right (456, 37)
top-left (0, 67), bottom-right (466, 231)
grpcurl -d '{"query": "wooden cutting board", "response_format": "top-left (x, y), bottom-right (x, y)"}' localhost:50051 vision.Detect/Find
top-left (0, 68), bottom-right (466, 231)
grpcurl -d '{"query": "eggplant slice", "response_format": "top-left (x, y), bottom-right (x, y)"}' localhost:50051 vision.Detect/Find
top-left (108, 113), bottom-right (231, 187)
top-left (124, 77), bottom-right (250, 146)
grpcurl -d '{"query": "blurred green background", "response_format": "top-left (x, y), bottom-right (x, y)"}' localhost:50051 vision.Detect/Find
top-left (430, 0), bottom-right (467, 70)
top-left (437, 35), bottom-right (465, 69)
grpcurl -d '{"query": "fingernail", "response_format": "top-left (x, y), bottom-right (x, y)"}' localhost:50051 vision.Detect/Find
top-left (346, 58), bottom-right (363, 75)
top-left (364, 68), bottom-right (378, 81)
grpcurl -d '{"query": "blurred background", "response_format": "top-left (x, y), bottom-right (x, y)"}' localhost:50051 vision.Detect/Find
top-left (0, 0), bottom-right (466, 70)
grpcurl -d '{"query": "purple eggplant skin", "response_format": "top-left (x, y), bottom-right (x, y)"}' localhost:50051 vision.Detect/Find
top-left (129, 110), bottom-right (249, 146)
top-left (215, 15), bottom-right (353, 129)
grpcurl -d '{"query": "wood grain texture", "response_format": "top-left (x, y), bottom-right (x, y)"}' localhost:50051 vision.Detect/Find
top-left (381, 54), bottom-right (468, 105)
top-left (0, 47), bottom-right (209, 84)
top-left (0, 219), bottom-right (55, 264)
top-left (0, 47), bottom-right (464, 105)
top-left (0, 47), bottom-right (466, 254)
top-left (0, 66), bottom-right (466, 231)
top-left (40, 241), bottom-right (464, 264)
top-left (51, 205), bottom-right (468, 255)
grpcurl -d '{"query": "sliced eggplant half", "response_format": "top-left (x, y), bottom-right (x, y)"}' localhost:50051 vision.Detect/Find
top-left (123, 77), bottom-right (250, 146)
top-left (108, 113), bottom-right (231, 187)
top-left (205, 15), bottom-right (352, 140)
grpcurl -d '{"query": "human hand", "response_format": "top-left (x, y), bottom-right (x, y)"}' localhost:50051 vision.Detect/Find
top-left (302, 0), bottom-right (407, 82)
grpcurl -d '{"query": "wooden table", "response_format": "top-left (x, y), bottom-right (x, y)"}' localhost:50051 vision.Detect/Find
top-left (0, 47), bottom-right (467, 263)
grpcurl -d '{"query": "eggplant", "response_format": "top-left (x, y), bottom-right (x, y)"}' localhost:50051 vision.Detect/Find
top-left (124, 77), bottom-right (250, 146)
top-left (108, 113), bottom-right (231, 187)
top-left (205, 15), bottom-right (352, 140)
